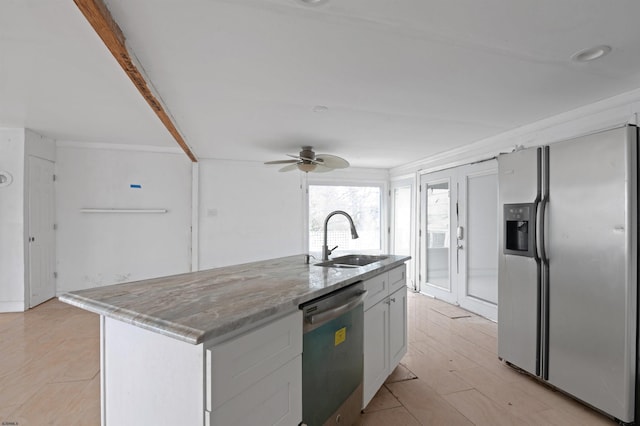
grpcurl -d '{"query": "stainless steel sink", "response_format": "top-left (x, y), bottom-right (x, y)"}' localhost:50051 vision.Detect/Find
top-left (315, 255), bottom-right (388, 268)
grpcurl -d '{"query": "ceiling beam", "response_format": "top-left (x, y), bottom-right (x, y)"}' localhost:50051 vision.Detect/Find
top-left (73, 0), bottom-right (198, 162)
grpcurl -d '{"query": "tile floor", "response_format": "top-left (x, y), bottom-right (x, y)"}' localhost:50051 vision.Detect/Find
top-left (0, 298), bottom-right (100, 425)
top-left (0, 291), bottom-right (617, 425)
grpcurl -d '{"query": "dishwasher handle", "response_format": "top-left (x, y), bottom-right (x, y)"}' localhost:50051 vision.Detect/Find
top-left (305, 290), bottom-right (368, 327)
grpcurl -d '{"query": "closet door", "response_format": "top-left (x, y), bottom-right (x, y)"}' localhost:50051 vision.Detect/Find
top-left (28, 156), bottom-right (56, 307)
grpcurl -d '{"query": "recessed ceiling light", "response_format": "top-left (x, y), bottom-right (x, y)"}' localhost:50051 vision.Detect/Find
top-left (313, 105), bottom-right (329, 113)
top-left (297, 0), bottom-right (329, 6)
top-left (571, 45), bottom-right (612, 62)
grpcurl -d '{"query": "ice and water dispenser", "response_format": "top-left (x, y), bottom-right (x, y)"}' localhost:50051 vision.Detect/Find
top-left (503, 203), bottom-right (536, 257)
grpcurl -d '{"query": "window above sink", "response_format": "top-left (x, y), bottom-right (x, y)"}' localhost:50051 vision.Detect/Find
top-left (308, 184), bottom-right (383, 255)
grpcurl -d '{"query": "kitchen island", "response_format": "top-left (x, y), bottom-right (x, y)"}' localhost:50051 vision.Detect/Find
top-left (60, 254), bottom-right (410, 426)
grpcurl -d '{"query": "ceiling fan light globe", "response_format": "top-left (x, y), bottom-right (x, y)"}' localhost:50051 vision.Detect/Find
top-left (297, 163), bottom-right (317, 172)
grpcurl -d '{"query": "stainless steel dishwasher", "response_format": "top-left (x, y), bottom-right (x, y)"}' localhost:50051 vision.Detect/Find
top-left (300, 281), bottom-right (367, 426)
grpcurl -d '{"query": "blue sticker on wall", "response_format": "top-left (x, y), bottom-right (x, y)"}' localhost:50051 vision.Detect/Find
top-left (130, 184), bottom-right (142, 189)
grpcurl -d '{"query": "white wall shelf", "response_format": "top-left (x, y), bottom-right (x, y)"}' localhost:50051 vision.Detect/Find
top-left (80, 208), bottom-right (168, 214)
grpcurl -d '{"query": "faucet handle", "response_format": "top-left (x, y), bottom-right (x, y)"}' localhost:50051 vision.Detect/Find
top-left (328, 245), bottom-right (339, 256)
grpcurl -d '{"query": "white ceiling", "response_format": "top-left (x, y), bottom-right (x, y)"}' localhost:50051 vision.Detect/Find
top-left (2, 0), bottom-right (640, 168)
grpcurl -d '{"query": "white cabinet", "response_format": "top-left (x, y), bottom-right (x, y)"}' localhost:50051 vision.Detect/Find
top-left (389, 287), bottom-right (408, 369)
top-left (206, 356), bottom-right (301, 426)
top-left (362, 265), bottom-right (408, 408)
top-left (364, 298), bottom-right (389, 403)
top-left (101, 311), bottom-right (302, 426)
top-left (205, 311), bottom-right (303, 425)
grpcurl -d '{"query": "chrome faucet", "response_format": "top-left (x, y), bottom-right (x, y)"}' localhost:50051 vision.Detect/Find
top-left (322, 210), bottom-right (359, 261)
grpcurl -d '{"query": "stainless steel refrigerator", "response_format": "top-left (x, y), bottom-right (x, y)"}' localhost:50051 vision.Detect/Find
top-left (498, 125), bottom-right (639, 424)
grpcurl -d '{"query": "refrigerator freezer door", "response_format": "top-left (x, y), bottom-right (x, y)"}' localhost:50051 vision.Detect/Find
top-left (546, 126), bottom-right (637, 423)
top-left (498, 147), bottom-right (541, 376)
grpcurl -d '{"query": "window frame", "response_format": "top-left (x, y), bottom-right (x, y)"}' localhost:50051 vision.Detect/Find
top-left (304, 175), bottom-right (388, 256)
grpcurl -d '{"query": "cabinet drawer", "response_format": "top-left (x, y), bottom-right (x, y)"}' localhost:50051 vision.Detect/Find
top-left (206, 311), bottom-right (302, 411)
top-left (364, 273), bottom-right (389, 311)
top-left (208, 355), bottom-right (302, 426)
top-left (389, 265), bottom-right (407, 294)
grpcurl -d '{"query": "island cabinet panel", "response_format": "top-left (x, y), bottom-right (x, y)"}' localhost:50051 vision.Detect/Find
top-left (102, 317), bottom-right (204, 426)
top-left (362, 265), bottom-right (408, 409)
top-left (205, 356), bottom-right (302, 426)
top-left (205, 311), bottom-right (302, 411)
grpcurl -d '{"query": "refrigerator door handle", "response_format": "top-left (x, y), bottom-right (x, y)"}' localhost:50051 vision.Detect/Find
top-left (534, 147), bottom-right (543, 262)
top-left (539, 145), bottom-right (550, 266)
top-left (534, 199), bottom-right (542, 262)
top-left (539, 195), bottom-right (548, 264)
top-left (540, 145), bottom-right (550, 380)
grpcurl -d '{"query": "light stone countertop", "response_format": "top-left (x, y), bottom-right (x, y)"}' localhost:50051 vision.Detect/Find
top-left (59, 254), bottom-right (410, 345)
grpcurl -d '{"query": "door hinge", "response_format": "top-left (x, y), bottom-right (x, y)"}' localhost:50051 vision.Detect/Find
top-left (53, 174), bottom-right (56, 182)
top-left (53, 272), bottom-right (58, 279)
top-left (53, 223), bottom-right (57, 230)
top-left (419, 185), bottom-right (422, 192)
top-left (388, 226), bottom-right (391, 234)
top-left (388, 190), bottom-right (391, 197)
top-left (419, 229), bottom-right (422, 237)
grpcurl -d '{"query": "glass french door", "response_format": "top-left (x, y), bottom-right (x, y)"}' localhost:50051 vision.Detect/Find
top-left (457, 162), bottom-right (498, 321)
top-left (419, 170), bottom-right (457, 304)
top-left (418, 161), bottom-right (498, 320)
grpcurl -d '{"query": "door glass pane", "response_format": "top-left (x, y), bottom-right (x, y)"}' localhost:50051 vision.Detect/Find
top-left (466, 173), bottom-right (498, 304)
top-left (426, 182), bottom-right (449, 289)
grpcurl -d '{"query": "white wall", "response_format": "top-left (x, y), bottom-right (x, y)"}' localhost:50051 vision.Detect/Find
top-left (55, 147), bottom-right (192, 293)
top-left (0, 128), bottom-right (26, 311)
top-left (198, 160), bottom-right (305, 269)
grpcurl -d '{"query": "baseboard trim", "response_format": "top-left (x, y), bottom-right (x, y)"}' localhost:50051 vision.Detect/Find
top-left (0, 301), bottom-right (26, 313)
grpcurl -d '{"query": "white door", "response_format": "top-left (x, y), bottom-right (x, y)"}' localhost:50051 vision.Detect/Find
top-left (418, 161), bottom-right (498, 320)
top-left (419, 169), bottom-right (457, 304)
top-left (390, 178), bottom-right (414, 289)
top-left (28, 156), bottom-right (56, 307)
top-left (457, 161), bottom-right (498, 321)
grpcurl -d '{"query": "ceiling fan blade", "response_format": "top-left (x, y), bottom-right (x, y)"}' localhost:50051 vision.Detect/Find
top-left (288, 153), bottom-right (324, 165)
top-left (311, 164), bottom-right (333, 173)
top-left (264, 159), bottom-right (298, 165)
top-left (278, 163), bottom-right (299, 172)
top-left (316, 154), bottom-right (349, 169)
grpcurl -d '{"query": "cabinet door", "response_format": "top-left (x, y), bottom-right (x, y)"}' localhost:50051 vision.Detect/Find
top-left (209, 355), bottom-right (302, 426)
top-left (363, 302), bottom-right (389, 408)
top-left (389, 287), bottom-right (408, 369)
top-left (206, 311), bottom-right (302, 411)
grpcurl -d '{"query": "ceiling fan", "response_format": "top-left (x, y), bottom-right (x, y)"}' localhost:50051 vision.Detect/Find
top-left (264, 146), bottom-right (350, 173)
